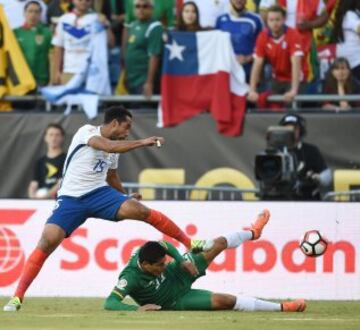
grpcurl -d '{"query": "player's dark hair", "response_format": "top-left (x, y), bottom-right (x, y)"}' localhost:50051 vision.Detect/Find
top-left (45, 123), bottom-right (65, 136)
top-left (104, 106), bottom-right (132, 124)
top-left (139, 241), bottom-right (166, 264)
top-left (24, 1), bottom-right (42, 12)
top-left (267, 5), bottom-right (287, 18)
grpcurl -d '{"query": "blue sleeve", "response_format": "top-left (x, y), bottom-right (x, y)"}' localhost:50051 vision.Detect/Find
top-left (215, 16), bottom-right (221, 30)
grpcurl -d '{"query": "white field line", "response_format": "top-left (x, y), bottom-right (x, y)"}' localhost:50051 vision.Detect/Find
top-left (270, 318), bottom-right (360, 322)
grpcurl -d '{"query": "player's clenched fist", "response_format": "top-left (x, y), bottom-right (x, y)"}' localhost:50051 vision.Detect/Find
top-left (130, 192), bottom-right (142, 201)
top-left (142, 136), bottom-right (165, 147)
top-left (138, 304), bottom-right (162, 312)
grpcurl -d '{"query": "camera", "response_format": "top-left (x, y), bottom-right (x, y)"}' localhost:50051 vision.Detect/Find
top-left (255, 126), bottom-right (300, 200)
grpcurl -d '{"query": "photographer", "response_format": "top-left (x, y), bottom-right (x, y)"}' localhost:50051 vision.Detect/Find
top-left (278, 114), bottom-right (332, 200)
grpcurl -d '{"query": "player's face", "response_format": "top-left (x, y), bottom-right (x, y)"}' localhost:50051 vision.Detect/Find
top-left (231, 0), bottom-right (246, 11)
top-left (142, 257), bottom-right (167, 276)
top-left (44, 127), bottom-right (64, 150)
top-left (267, 12), bottom-right (285, 33)
top-left (109, 117), bottom-right (132, 140)
top-left (182, 4), bottom-right (197, 26)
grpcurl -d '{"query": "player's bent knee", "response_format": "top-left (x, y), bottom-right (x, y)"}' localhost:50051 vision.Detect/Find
top-left (37, 237), bottom-right (58, 254)
top-left (37, 225), bottom-right (65, 253)
top-left (212, 294), bottom-right (236, 310)
top-left (37, 236), bottom-right (62, 254)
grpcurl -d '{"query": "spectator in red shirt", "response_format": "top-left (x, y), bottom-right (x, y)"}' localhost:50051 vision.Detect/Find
top-left (260, 0), bottom-right (329, 83)
top-left (176, 1), bottom-right (202, 32)
top-left (248, 5), bottom-right (304, 104)
top-left (322, 57), bottom-right (360, 111)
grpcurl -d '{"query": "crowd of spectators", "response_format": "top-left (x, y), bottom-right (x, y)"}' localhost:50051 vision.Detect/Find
top-left (1, 0), bottom-right (360, 109)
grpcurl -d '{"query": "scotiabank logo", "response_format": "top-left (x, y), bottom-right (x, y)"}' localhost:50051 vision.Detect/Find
top-left (0, 209), bottom-right (36, 286)
top-left (60, 224), bottom-right (356, 274)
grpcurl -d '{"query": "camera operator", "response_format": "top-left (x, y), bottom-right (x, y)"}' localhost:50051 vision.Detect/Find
top-left (279, 114), bottom-right (332, 200)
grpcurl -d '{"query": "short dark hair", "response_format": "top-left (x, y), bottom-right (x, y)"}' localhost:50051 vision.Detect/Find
top-left (45, 123), bottom-right (65, 136)
top-left (24, 1), bottom-right (42, 12)
top-left (139, 241), bottom-right (166, 264)
top-left (267, 5), bottom-right (287, 18)
top-left (104, 106), bottom-right (132, 124)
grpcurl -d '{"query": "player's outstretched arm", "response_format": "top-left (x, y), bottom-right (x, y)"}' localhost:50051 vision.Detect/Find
top-left (106, 169), bottom-right (126, 194)
top-left (88, 136), bottom-right (165, 154)
top-left (159, 241), bottom-right (185, 263)
top-left (104, 289), bottom-right (161, 312)
top-left (104, 289), bottom-right (138, 311)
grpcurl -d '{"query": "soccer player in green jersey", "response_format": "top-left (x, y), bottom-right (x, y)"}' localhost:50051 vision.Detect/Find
top-left (104, 210), bottom-right (306, 312)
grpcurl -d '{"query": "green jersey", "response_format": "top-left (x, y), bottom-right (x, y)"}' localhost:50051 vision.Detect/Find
top-left (124, 19), bottom-right (163, 90)
top-left (14, 24), bottom-right (52, 86)
top-left (105, 241), bottom-right (208, 311)
top-left (125, 0), bottom-right (175, 27)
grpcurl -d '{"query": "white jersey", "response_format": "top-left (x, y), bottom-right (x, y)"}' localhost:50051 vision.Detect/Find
top-left (337, 11), bottom-right (360, 69)
top-left (52, 12), bottom-right (98, 74)
top-left (58, 125), bottom-right (119, 197)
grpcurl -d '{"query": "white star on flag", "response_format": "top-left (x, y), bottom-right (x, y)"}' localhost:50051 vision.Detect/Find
top-left (165, 39), bottom-right (186, 61)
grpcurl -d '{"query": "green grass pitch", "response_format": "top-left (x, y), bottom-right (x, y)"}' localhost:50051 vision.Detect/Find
top-left (1, 298), bottom-right (360, 330)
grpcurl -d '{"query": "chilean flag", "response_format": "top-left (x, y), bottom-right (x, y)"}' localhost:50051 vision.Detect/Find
top-left (158, 31), bottom-right (248, 136)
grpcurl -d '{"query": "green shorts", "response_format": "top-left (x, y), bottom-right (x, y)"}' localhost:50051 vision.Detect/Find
top-left (165, 252), bottom-right (213, 311)
top-left (173, 289), bottom-right (213, 311)
top-left (172, 252), bottom-right (209, 286)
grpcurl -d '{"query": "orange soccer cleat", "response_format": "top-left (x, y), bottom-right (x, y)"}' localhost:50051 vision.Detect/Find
top-left (244, 209), bottom-right (270, 240)
top-left (282, 299), bottom-right (307, 312)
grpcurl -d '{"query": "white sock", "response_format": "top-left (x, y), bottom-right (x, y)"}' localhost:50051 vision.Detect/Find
top-left (224, 230), bottom-right (253, 248)
top-left (233, 296), bottom-right (281, 312)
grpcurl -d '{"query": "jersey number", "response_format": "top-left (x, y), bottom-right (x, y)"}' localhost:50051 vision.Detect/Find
top-left (93, 160), bottom-right (107, 173)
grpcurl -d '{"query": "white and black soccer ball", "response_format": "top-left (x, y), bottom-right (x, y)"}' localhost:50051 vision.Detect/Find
top-left (299, 230), bottom-right (328, 257)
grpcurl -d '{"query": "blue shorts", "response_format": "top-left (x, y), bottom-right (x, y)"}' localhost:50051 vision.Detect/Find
top-left (47, 186), bottom-right (129, 237)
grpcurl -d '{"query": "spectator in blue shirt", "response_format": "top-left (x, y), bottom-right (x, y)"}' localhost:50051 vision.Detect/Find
top-left (216, 0), bottom-right (263, 80)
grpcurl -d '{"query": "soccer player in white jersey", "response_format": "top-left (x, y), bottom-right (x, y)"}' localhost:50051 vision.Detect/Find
top-left (3, 106), bottom-right (210, 312)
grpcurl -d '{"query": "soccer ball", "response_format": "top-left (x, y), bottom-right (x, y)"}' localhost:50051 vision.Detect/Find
top-left (299, 230), bottom-right (328, 257)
